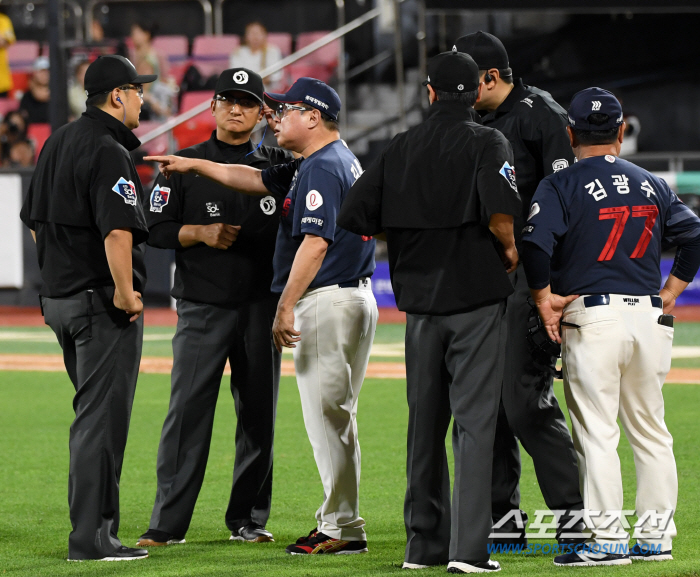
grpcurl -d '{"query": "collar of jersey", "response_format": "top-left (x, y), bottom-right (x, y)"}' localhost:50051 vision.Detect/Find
top-left (83, 106), bottom-right (142, 152)
top-left (491, 77), bottom-right (528, 116)
top-left (427, 100), bottom-right (481, 123)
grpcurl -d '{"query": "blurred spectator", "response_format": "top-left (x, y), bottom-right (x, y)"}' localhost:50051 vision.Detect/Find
top-left (131, 20), bottom-right (165, 78)
top-left (138, 60), bottom-right (175, 120)
top-left (229, 22), bottom-right (283, 91)
top-left (68, 59), bottom-right (90, 120)
top-left (19, 57), bottom-right (50, 124)
top-left (0, 9), bottom-right (15, 96)
top-left (5, 138), bottom-right (33, 167)
top-left (0, 109), bottom-right (28, 161)
top-left (92, 19), bottom-right (105, 43)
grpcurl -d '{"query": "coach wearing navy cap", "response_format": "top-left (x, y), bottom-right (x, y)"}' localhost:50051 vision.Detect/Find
top-left (338, 52), bottom-right (521, 573)
top-left (145, 77), bottom-right (378, 556)
top-left (20, 54), bottom-right (156, 561)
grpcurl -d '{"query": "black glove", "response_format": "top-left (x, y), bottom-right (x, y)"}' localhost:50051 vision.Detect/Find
top-left (526, 297), bottom-right (562, 379)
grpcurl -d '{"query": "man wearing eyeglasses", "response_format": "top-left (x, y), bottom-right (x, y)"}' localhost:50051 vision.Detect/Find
top-left (19, 55), bottom-right (156, 561)
top-left (136, 68), bottom-right (294, 548)
top-left (146, 77), bottom-right (377, 556)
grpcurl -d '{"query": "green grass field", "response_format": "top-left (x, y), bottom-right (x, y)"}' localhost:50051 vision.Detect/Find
top-left (0, 322), bottom-right (699, 576)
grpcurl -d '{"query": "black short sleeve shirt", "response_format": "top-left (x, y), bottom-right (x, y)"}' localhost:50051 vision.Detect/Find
top-left (20, 106), bottom-right (149, 297)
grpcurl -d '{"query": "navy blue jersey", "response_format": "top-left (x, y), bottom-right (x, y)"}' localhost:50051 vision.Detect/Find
top-left (261, 140), bottom-right (376, 293)
top-left (523, 154), bottom-right (700, 295)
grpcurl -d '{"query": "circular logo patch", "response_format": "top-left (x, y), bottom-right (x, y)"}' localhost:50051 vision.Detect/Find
top-left (605, 155), bottom-right (616, 163)
top-left (260, 196), bottom-right (276, 215)
top-left (306, 190), bottom-right (323, 211)
top-left (233, 71), bottom-right (249, 84)
top-left (457, 84), bottom-right (464, 91)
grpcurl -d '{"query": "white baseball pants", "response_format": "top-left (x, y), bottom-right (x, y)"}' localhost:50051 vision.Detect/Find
top-left (561, 294), bottom-right (677, 551)
top-left (292, 280), bottom-right (378, 541)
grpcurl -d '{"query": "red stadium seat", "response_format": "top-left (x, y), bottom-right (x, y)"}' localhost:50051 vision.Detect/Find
top-left (8, 41), bottom-right (40, 72)
top-left (294, 32), bottom-right (339, 83)
top-left (11, 71), bottom-right (30, 95)
top-left (152, 35), bottom-right (191, 83)
top-left (192, 35), bottom-right (240, 77)
top-left (133, 121), bottom-right (169, 156)
top-left (267, 32), bottom-right (293, 57)
top-left (27, 123), bottom-right (51, 163)
top-left (287, 63), bottom-right (334, 84)
top-left (0, 98), bottom-right (20, 118)
top-left (174, 91), bottom-right (216, 149)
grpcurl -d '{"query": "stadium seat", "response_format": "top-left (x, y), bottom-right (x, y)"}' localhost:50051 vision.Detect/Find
top-left (133, 121), bottom-right (169, 156)
top-left (27, 123), bottom-right (51, 163)
top-left (152, 35), bottom-right (191, 83)
top-left (8, 41), bottom-right (40, 72)
top-left (287, 63), bottom-right (333, 84)
top-left (192, 35), bottom-right (240, 77)
top-left (0, 98), bottom-right (19, 118)
top-left (294, 32), bottom-right (339, 83)
top-left (173, 91), bottom-right (216, 150)
top-left (267, 32), bottom-right (293, 57)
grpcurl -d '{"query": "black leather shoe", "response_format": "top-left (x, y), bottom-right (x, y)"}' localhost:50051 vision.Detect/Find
top-left (230, 523), bottom-right (274, 543)
top-left (448, 559), bottom-right (501, 573)
top-left (137, 528), bottom-right (186, 547)
top-left (556, 519), bottom-right (588, 545)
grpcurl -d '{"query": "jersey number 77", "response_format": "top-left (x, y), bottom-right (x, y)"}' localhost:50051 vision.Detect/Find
top-left (598, 205), bottom-right (659, 261)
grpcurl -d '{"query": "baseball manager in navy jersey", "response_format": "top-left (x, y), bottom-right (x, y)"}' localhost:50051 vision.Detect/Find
top-left (521, 88), bottom-right (700, 567)
top-left (454, 31), bottom-right (583, 545)
top-left (136, 69), bottom-right (293, 548)
top-left (145, 78), bottom-right (378, 556)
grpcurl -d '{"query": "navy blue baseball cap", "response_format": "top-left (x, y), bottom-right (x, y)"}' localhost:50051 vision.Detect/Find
top-left (568, 87), bottom-right (624, 131)
top-left (264, 77), bottom-right (341, 121)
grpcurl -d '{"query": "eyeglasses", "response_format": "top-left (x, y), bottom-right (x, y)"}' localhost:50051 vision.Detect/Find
top-left (214, 95), bottom-right (260, 110)
top-left (275, 103), bottom-right (310, 120)
top-left (118, 84), bottom-right (144, 100)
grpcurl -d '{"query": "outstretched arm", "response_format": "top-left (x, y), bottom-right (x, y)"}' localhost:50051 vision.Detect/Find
top-left (144, 155), bottom-right (269, 196)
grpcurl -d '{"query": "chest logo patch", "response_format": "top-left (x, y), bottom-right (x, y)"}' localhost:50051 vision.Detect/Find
top-left (552, 159), bottom-right (569, 172)
top-left (306, 190), bottom-right (324, 211)
top-left (150, 185), bottom-right (171, 213)
top-left (499, 161), bottom-right (518, 192)
top-left (260, 196), bottom-right (276, 215)
top-left (205, 201), bottom-right (223, 218)
top-left (605, 155), bottom-right (616, 163)
top-left (528, 202), bottom-right (540, 221)
top-left (112, 177), bottom-right (137, 206)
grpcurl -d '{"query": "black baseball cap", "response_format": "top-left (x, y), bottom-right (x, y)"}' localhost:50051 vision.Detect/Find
top-left (568, 87), bottom-right (624, 131)
top-left (453, 31), bottom-right (511, 75)
top-left (84, 55), bottom-right (157, 97)
top-left (215, 68), bottom-right (264, 103)
top-left (265, 77), bottom-right (341, 121)
top-left (422, 51), bottom-right (480, 93)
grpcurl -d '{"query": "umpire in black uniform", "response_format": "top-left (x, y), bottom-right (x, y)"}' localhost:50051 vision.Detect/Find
top-left (19, 55), bottom-right (155, 561)
top-left (137, 69), bottom-right (293, 547)
top-left (453, 31), bottom-right (583, 543)
top-left (338, 52), bottom-right (521, 573)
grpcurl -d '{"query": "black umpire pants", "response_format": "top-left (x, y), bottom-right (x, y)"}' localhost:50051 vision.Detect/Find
top-left (491, 266), bottom-right (582, 529)
top-left (42, 287), bottom-right (143, 560)
top-left (148, 296), bottom-right (281, 537)
top-left (404, 301), bottom-right (506, 566)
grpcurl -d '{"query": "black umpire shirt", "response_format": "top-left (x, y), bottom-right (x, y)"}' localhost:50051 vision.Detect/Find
top-left (480, 78), bottom-right (574, 243)
top-left (20, 106), bottom-right (149, 298)
top-left (145, 132), bottom-right (293, 307)
top-left (337, 100), bottom-right (521, 315)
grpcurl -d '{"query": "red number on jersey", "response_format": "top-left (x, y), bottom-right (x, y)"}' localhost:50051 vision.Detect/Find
top-left (597, 205), bottom-right (659, 261)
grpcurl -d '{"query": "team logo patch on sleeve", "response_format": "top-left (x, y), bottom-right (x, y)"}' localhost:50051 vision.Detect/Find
top-left (306, 190), bottom-right (323, 211)
top-left (499, 161), bottom-right (518, 192)
top-left (528, 202), bottom-right (540, 221)
top-left (149, 185), bottom-right (171, 213)
top-left (552, 159), bottom-right (569, 172)
top-left (112, 177), bottom-right (137, 206)
top-left (301, 216), bottom-right (324, 228)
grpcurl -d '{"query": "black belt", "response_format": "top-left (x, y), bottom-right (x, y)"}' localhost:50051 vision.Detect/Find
top-left (338, 277), bottom-right (369, 288)
top-left (583, 294), bottom-right (662, 309)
